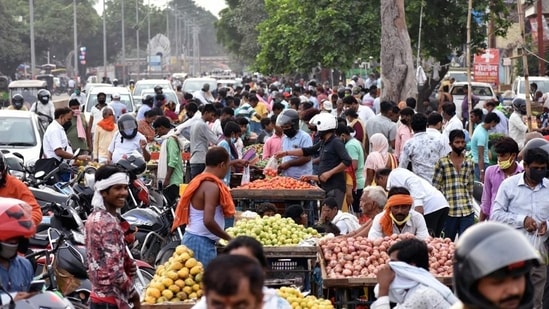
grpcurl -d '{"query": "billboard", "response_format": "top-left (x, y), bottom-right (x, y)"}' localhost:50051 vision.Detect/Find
top-left (473, 49), bottom-right (499, 86)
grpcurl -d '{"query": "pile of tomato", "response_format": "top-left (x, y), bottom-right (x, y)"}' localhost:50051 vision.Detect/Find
top-left (237, 176), bottom-right (318, 190)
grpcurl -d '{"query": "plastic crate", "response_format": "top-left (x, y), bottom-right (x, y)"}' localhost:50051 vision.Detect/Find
top-left (266, 257), bottom-right (309, 286)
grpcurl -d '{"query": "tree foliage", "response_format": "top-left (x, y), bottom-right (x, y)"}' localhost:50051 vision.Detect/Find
top-left (215, 0), bottom-right (266, 65)
top-left (0, 0), bottom-right (27, 76)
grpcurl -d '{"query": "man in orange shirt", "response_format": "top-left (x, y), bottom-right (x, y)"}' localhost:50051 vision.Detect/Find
top-left (0, 153), bottom-right (42, 226)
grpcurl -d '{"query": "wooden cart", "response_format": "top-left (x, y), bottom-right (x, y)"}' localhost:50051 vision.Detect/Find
top-left (141, 302), bottom-right (196, 309)
top-left (317, 247), bottom-right (453, 308)
top-left (230, 188), bottom-right (325, 221)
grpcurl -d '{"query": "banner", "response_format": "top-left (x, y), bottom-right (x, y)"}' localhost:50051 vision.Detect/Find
top-left (473, 49), bottom-right (499, 86)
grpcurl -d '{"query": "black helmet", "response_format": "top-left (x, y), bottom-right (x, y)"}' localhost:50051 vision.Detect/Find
top-left (118, 114), bottom-right (138, 140)
top-left (337, 87), bottom-right (346, 99)
top-left (11, 94), bottom-right (24, 110)
top-left (142, 95), bottom-right (154, 107)
top-left (275, 109), bottom-right (299, 130)
top-left (117, 155), bottom-right (146, 176)
top-left (129, 79), bottom-right (135, 85)
top-left (512, 97), bottom-right (527, 114)
top-left (454, 222), bottom-right (541, 309)
top-left (37, 89), bottom-right (51, 105)
top-left (0, 152), bottom-right (7, 187)
top-left (154, 85), bottom-right (163, 92)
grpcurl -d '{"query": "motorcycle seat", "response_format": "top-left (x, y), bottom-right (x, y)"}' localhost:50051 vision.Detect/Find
top-left (29, 232), bottom-right (50, 247)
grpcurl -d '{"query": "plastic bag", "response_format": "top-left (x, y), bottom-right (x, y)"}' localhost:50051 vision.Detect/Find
top-left (526, 232), bottom-right (548, 263)
top-left (241, 165), bottom-right (250, 185)
top-left (263, 156), bottom-right (279, 177)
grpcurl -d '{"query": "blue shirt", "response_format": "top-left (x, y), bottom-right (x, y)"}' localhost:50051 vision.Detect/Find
top-left (0, 256), bottom-right (34, 293)
top-left (218, 139), bottom-right (235, 185)
top-left (282, 130), bottom-right (313, 179)
top-left (470, 124), bottom-right (489, 164)
top-left (491, 173), bottom-right (549, 252)
top-left (136, 104), bottom-right (151, 121)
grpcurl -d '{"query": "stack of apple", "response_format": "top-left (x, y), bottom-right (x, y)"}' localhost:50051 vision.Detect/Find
top-left (143, 245), bottom-right (204, 304)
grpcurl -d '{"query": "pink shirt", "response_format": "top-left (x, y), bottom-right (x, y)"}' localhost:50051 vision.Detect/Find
top-left (481, 163), bottom-right (524, 219)
top-left (262, 134), bottom-right (283, 159)
top-left (395, 125), bottom-right (413, 160)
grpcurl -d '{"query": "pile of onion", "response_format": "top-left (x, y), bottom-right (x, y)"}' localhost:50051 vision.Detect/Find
top-left (319, 233), bottom-right (454, 278)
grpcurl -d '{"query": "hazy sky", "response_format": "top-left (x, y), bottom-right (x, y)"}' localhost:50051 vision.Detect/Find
top-left (95, 1), bottom-right (227, 18)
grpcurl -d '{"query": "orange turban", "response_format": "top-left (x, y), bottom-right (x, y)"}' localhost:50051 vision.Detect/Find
top-left (379, 194), bottom-right (414, 237)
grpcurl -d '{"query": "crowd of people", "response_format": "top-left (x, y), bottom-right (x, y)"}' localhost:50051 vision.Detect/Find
top-left (1, 74), bottom-right (549, 309)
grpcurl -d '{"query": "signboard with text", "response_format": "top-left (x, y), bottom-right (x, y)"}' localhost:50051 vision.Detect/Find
top-left (474, 49), bottom-right (499, 86)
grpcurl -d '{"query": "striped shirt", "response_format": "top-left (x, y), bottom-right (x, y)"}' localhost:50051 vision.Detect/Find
top-left (432, 155), bottom-right (474, 217)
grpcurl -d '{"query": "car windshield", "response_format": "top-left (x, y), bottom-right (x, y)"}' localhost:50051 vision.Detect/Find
top-left (183, 80), bottom-right (216, 93)
top-left (86, 94), bottom-right (133, 112)
top-left (451, 85), bottom-right (494, 97)
top-left (518, 80), bottom-right (549, 94)
top-left (141, 91), bottom-right (178, 104)
top-left (0, 117), bottom-right (36, 146)
top-left (134, 82), bottom-right (171, 96)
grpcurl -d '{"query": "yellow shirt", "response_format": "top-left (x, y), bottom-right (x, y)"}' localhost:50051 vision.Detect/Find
top-left (253, 102), bottom-right (268, 122)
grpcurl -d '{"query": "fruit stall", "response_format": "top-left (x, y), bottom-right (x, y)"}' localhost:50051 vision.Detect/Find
top-left (221, 215), bottom-right (322, 294)
top-left (317, 233), bottom-right (454, 308)
top-left (231, 176), bottom-right (326, 218)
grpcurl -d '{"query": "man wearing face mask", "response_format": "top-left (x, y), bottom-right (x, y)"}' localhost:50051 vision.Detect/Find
top-left (89, 92), bottom-right (108, 141)
top-left (274, 109), bottom-right (313, 180)
top-left (432, 129), bottom-right (475, 241)
top-left (479, 137), bottom-right (522, 221)
top-left (43, 107), bottom-right (89, 162)
top-left (491, 148), bottom-right (549, 308)
top-left (0, 198), bottom-right (37, 300)
top-left (66, 99), bottom-right (92, 156)
top-left (276, 113), bottom-right (351, 208)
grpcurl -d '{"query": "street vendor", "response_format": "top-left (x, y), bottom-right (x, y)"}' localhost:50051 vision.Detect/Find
top-left (275, 113), bottom-right (351, 208)
top-left (319, 197), bottom-right (360, 235)
top-left (368, 187), bottom-right (429, 240)
top-left (345, 186), bottom-right (387, 238)
top-left (172, 147), bottom-right (234, 267)
top-left (275, 109), bottom-right (313, 179)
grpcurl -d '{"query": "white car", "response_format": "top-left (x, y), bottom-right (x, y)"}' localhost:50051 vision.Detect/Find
top-left (450, 82), bottom-right (497, 119)
top-left (133, 79), bottom-right (174, 97)
top-left (0, 110), bottom-right (46, 166)
top-left (182, 78), bottom-right (217, 94)
top-left (512, 76), bottom-right (549, 100)
top-left (83, 87), bottom-right (136, 121)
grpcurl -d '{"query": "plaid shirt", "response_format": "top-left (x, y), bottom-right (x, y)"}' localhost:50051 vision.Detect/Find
top-left (432, 155), bottom-right (474, 217)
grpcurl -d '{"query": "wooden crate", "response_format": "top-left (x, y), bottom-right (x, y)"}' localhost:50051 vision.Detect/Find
top-left (231, 188), bottom-right (325, 200)
top-left (141, 302), bottom-right (195, 309)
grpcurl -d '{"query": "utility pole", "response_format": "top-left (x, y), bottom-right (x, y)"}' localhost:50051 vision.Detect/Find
top-left (103, 0), bottom-right (107, 79)
top-left (147, 0), bottom-right (151, 76)
top-left (537, 0), bottom-right (545, 75)
top-left (73, 0), bottom-right (78, 81)
top-left (517, 0), bottom-right (533, 130)
top-left (466, 0), bottom-right (473, 135)
top-left (488, 0), bottom-right (496, 48)
top-left (121, 0), bottom-right (126, 85)
top-left (29, 0), bottom-right (35, 79)
top-left (136, 0), bottom-right (139, 79)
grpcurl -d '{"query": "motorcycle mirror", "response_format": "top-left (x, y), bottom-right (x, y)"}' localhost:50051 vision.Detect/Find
top-left (12, 152), bottom-right (24, 162)
top-left (34, 171), bottom-right (45, 179)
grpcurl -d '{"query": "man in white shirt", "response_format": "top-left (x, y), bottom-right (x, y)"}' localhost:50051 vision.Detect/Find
top-left (426, 112), bottom-right (451, 154)
top-left (441, 102), bottom-right (463, 138)
top-left (368, 189), bottom-right (429, 240)
top-left (43, 107), bottom-right (88, 161)
top-left (109, 92), bottom-right (127, 120)
top-left (319, 197), bottom-right (360, 235)
top-left (88, 92), bottom-right (108, 141)
top-left (508, 98), bottom-right (528, 149)
top-left (399, 113), bottom-right (449, 183)
top-left (108, 114), bottom-right (149, 164)
top-left (193, 83), bottom-right (215, 105)
top-left (375, 168), bottom-right (449, 237)
top-left (343, 95), bottom-right (374, 124)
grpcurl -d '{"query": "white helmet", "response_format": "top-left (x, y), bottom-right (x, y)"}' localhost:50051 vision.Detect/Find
top-left (309, 113), bottom-right (337, 132)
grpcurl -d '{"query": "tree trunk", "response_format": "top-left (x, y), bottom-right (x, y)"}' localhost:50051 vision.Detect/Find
top-left (380, 0), bottom-right (417, 103)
